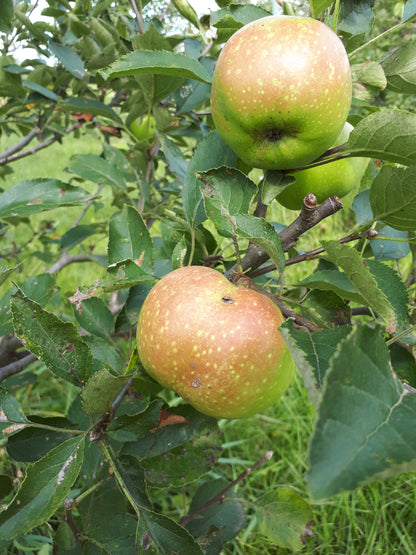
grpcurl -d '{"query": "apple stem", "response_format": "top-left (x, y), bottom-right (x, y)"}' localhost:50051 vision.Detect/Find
top-left (179, 450), bottom-right (274, 527)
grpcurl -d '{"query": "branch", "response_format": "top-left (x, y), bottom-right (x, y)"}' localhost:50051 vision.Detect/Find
top-left (225, 194), bottom-right (343, 280)
top-left (0, 122), bottom-right (84, 166)
top-left (47, 253), bottom-right (95, 274)
top-left (179, 450), bottom-right (274, 527)
top-left (0, 127), bottom-right (40, 159)
top-left (0, 353), bottom-right (37, 382)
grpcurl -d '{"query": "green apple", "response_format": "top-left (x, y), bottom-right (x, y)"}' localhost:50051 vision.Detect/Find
top-left (211, 15), bottom-right (352, 170)
top-left (277, 122), bottom-right (370, 210)
top-left (137, 266), bottom-right (295, 419)
top-left (129, 114), bottom-right (156, 141)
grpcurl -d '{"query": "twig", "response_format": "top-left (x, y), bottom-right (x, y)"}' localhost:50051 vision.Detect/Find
top-left (131, 0), bottom-right (143, 33)
top-left (0, 353), bottom-right (37, 382)
top-left (225, 194), bottom-right (343, 280)
top-left (112, 378), bottom-right (134, 415)
top-left (0, 128), bottom-right (40, 159)
top-left (179, 450), bottom-right (274, 527)
top-left (0, 122), bottom-right (84, 166)
top-left (47, 253), bottom-right (94, 274)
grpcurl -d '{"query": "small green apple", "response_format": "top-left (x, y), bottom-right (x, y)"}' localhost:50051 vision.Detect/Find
top-left (277, 122), bottom-right (370, 210)
top-left (137, 266), bottom-right (295, 419)
top-left (129, 114), bottom-right (156, 141)
top-left (211, 15), bottom-right (352, 170)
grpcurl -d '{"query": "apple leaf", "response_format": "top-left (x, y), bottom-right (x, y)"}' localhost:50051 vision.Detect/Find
top-left (254, 487), bottom-right (314, 551)
top-left (211, 5), bottom-right (271, 36)
top-left (73, 297), bottom-right (114, 341)
top-left (160, 136), bottom-right (188, 182)
top-left (11, 290), bottom-right (93, 387)
top-left (369, 165), bottom-right (416, 231)
top-left (370, 226), bottom-right (410, 261)
top-left (323, 241), bottom-right (397, 333)
top-left (185, 478), bottom-right (246, 551)
top-left (0, 0), bottom-right (13, 33)
top-left (61, 97), bottom-right (123, 123)
top-left (308, 325), bottom-right (416, 500)
top-left (99, 50), bottom-right (212, 84)
top-left (183, 131), bottom-right (236, 228)
top-left (351, 61), bottom-right (387, 90)
top-left (403, 0), bottom-right (416, 22)
top-left (68, 153), bottom-right (128, 191)
top-left (344, 110), bottom-right (416, 166)
top-left (0, 179), bottom-right (90, 219)
top-left (0, 388), bottom-right (29, 425)
top-left (0, 435), bottom-right (85, 544)
top-left (81, 368), bottom-right (131, 415)
top-left (381, 42), bottom-right (416, 94)
top-left (121, 405), bottom-right (222, 487)
top-left (48, 41), bottom-right (85, 79)
top-left (107, 205), bottom-right (153, 275)
top-left (199, 166), bottom-right (257, 235)
top-left (280, 319), bottom-right (352, 396)
top-left (296, 269), bottom-right (364, 304)
top-left (309, 0), bottom-right (333, 17)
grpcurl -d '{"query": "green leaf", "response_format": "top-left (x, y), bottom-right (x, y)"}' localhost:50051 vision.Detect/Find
top-left (382, 42), bottom-right (416, 94)
top-left (185, 478), bottom-right (246, 553)
top-left (0, 0), bottom-right (14, 33)
top-left (0, 436), bottom-right (85, 542)
top-left (11, 291), bottom-right (93, 387)
top-left (48, 41), bottom-right (85, 79)
top-left (370, 226), bottom-right (410, 261)
top-left (345, 110), bottom-right (416, 166)
top-left (0, 388), bottom-right (29, 425)
top-left (308, 325), bottom-right (416, 500)
top-left (309, 0), bottom-right (333, 17)
top-left (172, 236), bottom-right (188, 270)
top-left (281, 320), bottom-right (352, 391)
top-left (0, 179), bottom-right (90, 219)
top-left (6, 416), bottom-right (75, 462)
top-left (160, 136), bottom-right (188, 181)
top-left (403, 0), bottom-right (416, 22)
top-left (234, 215), bottom-right (285, 278)
top-left (351, 61), bottom-right (387, 90)
top-left (199, 166), bottom-right (257, 235)
top-left (369, 165), bottom-right (416, 231)
top-left (183, 131), bottom-right (237, 227)
top-left (61, 97), bottom-right (123, 124)
top-left (296, 269), bottom-right (364, 304)
top-left (60, 224), bottom-right (98, 251)
top-left (255, 487), bottom-right (314, 551)
top-left (211, 5), bottom-right (271, 40)
top-left (122, 406), bottom-right (222, 487)
top-left (107, 205), bottom-right (153, 275)
top-left (323, 241), bottom-right (397, 332)
top-left (99, 50), bottom-right (212, 84)
top-left (68, 153), bottom-right (127, 190)
top-left (81, 368), bottom-right (130, 415)
top-left (171, 0), bottom-right (201, 29)
top-left (73, 297), bottom-right (114, 340)
top-left (140, 509), bottom-right (203, 554)
top-left (22, 79), bottom-right (59, 101)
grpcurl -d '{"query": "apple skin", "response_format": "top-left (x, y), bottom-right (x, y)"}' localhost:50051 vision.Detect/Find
top-left (129, 114), bottom-right (156, 141)
top-left (211, 15), bottom-right (352, 170)
top-left (277, 122), bottom-right (370, 210)
top-left (136, 266), bottom-right (295, 419)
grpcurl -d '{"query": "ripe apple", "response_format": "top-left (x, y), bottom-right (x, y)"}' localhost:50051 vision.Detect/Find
top-left (129, 114), bottom-right (156, 141)
top-left (136, 266), bottom-right (295, 419)
top-left (211, 15), bottom-right (352, 170)
top-left (277, 122), bottom-right (370, 209)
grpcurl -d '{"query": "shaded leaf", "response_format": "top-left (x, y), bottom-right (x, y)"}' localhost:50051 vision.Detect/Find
top-left (68, 153), bottom-right (127, 190)
top-left (369, 165), bottom-right (416, 231)
top-left (370, 226), bottom-right (410, 261)
top-left (0, 179), bottom-right (90, 219)
top-left (99, 50), bottom-right (212, 83)
top-left (81, 368), bottom-right (130, 415)
top-left (255, 487), bottom-right (314, 551)
top-left (11, 291), bottom-right (93, 387)
top-left (345, 110), bottom-right (416, 166)
top-left (0, 0), bottom-right (13, 33)
top-left (61, 97), bottom-right (123, 123)
top-left (0, 436), bottom-right (85, 542)
top-left (48, 41), bottom-right (85, 79)
top-left (73, 297), bottom-right (114, 340)
top-left (382, 42), bottom-right (416, 94)
top-left (308, 325), bottom-right (416, 500)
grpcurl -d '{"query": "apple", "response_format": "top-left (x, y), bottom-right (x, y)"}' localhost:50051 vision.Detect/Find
top-left (210, 15), bottom-right (352, 170)
top-left (136, 266), bottom-right (295, 419)
top-left (129, 114), bottom-right (156, 141)
top-left (277, 122), bottom-right (370, 209)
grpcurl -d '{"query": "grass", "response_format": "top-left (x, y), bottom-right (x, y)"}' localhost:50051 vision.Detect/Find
top-left (2, 132), bottom-right (416, 553)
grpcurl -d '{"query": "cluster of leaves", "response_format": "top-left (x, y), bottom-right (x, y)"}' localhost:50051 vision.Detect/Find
top-left (0, 0), bottom-right (416, 552)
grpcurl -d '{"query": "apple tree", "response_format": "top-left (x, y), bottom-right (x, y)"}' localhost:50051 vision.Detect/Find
top-left (0, 0), bottom-right (416, 552)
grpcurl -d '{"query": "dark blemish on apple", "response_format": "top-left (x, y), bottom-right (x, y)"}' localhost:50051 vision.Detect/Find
top-left (190, 361), bottom-right (196, 368)
top-left (222, 296), bottom-right (234, 304)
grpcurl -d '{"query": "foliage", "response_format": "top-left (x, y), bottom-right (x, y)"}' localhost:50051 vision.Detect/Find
top-left (0, 0), bottom-right (416, 552)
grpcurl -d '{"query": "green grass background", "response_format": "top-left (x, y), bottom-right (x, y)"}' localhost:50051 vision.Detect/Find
top-left (1, 131), bottom-right (416, 554)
